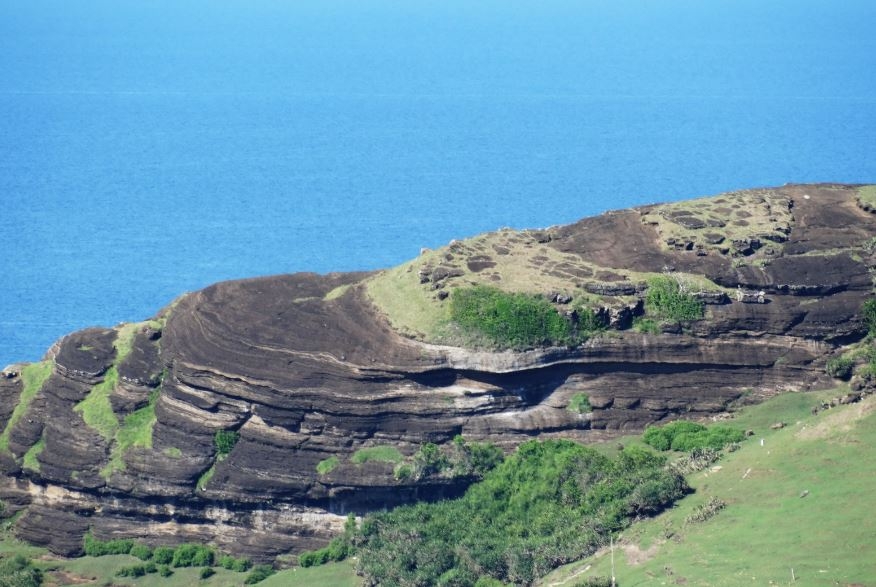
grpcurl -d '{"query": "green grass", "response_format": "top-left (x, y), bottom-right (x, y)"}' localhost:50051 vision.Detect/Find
top-left (21, 435), bottom-right (45, 472)
top-left (74, 366), bottom-right (120, 441)
top-left (261, 560), bottom-right (359, 586)
top-left (350, 445), bottom-right (403, 465)
top-left (102, 391), bottom-right (159, 477)
top-left (197, 464), bottom-right (216, 491)
top-left (858, 184), bottom-right (876, 208)
top-left (113, 319), bottom-right (164, 363)
top-left (0, 361), bottom-right (53, 454)
top-left (316, 456), bottom-right (339, 475)
top-left (540, 388), bottom-right (876, 586)
top-left (164, 447), bottom-right (183, 458)
top-left (567, 393), bottom-right (592, 414)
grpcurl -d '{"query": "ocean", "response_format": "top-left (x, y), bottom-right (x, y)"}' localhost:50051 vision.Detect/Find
top-left (1, 0), bottom-right (875, 367)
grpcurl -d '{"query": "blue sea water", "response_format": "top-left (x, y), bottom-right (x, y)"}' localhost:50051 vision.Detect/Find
top-left (1, 0), bottom-right (875, 367)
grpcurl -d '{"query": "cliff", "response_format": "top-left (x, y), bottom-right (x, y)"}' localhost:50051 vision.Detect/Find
top-left (0, 183), bottom-right (874, 560)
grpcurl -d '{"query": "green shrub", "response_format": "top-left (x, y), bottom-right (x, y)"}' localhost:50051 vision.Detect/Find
top-left (130, 543), bottom-right (152, 561)
top-left (393, 463), bottom-right (413, 480)
top-left (632, 317), bottom-right (661, 334)
top-left (450, 285), bottom-right (575, 349)
top-left (826, 356), bottom-right (854, 379)
top-left (645, 276), bottom-right (704, 322)
top-left (244, 564), bottom-right (276, 584)
top-left (644, 421), bottom-right (744, 452)
top-left (117, 564), bottom-right (148, 577)
top-left (153, 546), bottom-right (175, 564)
top-left (0, 555), bottom-right (43, 587)
top-left (199, 567), bottom-right (215, 579)
top-left (412, 442), bottom-right (449, 479)
top-left (863, 298), bottom-right (876, 336)
top-left (574, 577), bottom-right (616, 587)
top-left (171, 544), bottom-right (214, 567)
top-left (158, 564), bottom-right (173, 577)
top-left (567, 393), bottom-right (592, 414)
top-left (83, 533), bottom-right (133, 556)
top-left (298, 513), bottom-right (357, 568)
top-left (214, 430), bottom-right (240, 456)
top-left (219, 555), bottom-right (252, 572)
top-left (356, 440), bottom-right (686, 586)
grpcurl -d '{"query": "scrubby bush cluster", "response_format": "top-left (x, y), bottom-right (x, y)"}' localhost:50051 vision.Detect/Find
top-left (299, 514), bottom-right (357, 567)
top-left (863, 298), bottom-right (876, 336)
top-left (394, 437), bottom-right (504, 482)
top-left (0, 554), bottom-right (43, 587)
top-left (214, 429), bottom-right (240, 456)
top-left (826, 356), bottom-right (854, 379)
top-left (84, 535), bottom-right (254, 580)
top-left (644, 276), bottom-right (704, 322)
top-left (243, 565), bottom-right (276, 584)
top-left (355, 440), bottom-right (687, 586)
top-left (450, 285), bottom-right (576, 349)
top-left (643, 421), bottom-right (744, 452)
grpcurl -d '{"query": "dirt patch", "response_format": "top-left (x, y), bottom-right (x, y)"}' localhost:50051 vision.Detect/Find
top-left (624, 540), bottom-right (662, 565)
top-left (796, 395), bottom-right (875, 441)
top-left (48, 570), bottom-right (98, 585)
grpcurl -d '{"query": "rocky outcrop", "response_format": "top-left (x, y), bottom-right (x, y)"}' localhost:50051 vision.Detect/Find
top-left (0, 183), bottom-right (874, 561)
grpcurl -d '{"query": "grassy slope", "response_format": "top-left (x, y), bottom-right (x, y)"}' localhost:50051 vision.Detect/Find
top-left (541, 389), bottom-right (876, 587)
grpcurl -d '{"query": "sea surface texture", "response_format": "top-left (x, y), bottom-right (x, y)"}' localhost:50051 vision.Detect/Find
top-left (1, 0), bottom-right (875, 366)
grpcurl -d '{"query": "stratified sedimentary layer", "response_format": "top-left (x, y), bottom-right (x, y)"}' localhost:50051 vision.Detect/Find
top-left (1, 183), bottom-right (873, 559)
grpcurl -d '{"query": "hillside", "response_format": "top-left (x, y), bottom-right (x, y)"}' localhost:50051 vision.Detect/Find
top-left (0, 183), bottom-right (874, 563)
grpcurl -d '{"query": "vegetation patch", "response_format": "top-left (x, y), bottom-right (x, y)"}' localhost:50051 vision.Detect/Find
top-left (684, 496), bottom-right (726, 525)
top-left (214, 429), bottom-right (240, 456)
top-left (74, 366), bottom-right (120, 441)
top-left (316, 456), bottom-right (339, 475)
top-left (21, 435), bottom-right (45, 472)
top-left (244, 564), bottom-right (277, 584)
top-left (640, 188), bottom-right (793, 258)
top-left (643, 421), bottom-right (744, 452)
top-left (197, 465), bottom-right (216, 491)
top-left (350, 445), bottom-right (403, 465)
top-left (644, 276), bottom-right (704, 323)
top-left (0, 554), bottom-right (42, 587)
top-left (164, 447), bottom-right (182, 458)
top-left (450, 285), bottom-right (576, 349)
top-left (857, 184), bottom-right (876, 209)
top-left (299, 514), bottom-right (357, 568)
top-left (102, 390), bottom-right (159, 477)
top-left (825, 356), bottom-right (854, 379)
top-left (863, 297), bottom-right (876, 336)
top-left (567, 393), bottom-right (592, 414)
top-left (390, 437), bottom-right (503, 482)
top-left (355, 440), bottom-right (687, 586)
top-left (0, 361), bottom-right (53, 454)
top-left (632, 316), bottom-right (660, 334)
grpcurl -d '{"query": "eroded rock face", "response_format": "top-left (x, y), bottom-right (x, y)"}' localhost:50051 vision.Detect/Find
top-left (1, 184), bottom-right (874, 560)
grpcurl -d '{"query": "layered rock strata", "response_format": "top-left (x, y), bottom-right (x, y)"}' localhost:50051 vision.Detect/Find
top-left (0, 183), bottom-right (873, 559)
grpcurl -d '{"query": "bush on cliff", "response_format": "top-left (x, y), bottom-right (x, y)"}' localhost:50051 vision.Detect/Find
top-left (214, 430), bottom-right (240, 456)
top-left (643, 421), bottom-right (744, 452)
top-left (863, 298), bottom-right (876, 336)
top-left (450, 285), bottom-right (575, 349)
top-left (645, 276), bottom-right (704, 323)
top-left (355, 440), bottom-right (687, 586)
